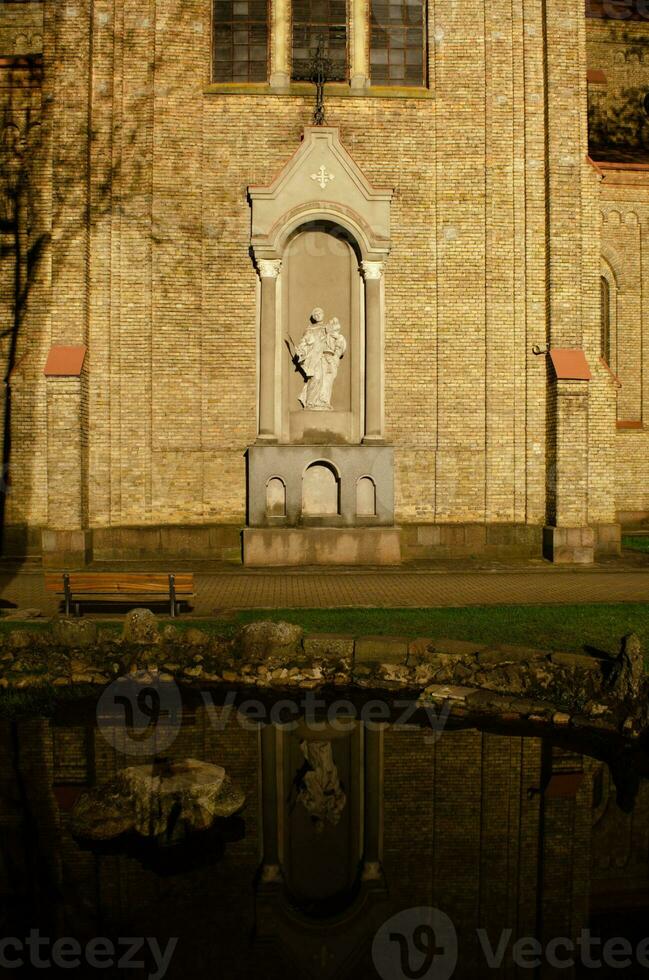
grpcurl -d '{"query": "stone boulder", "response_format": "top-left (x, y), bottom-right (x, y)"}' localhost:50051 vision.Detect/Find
top-left (4, 608), bottom-right (43, 621)
top-left (71, 758), bottom-right (245, 842)
top-left (610, 634), bottom-right (644, 701)
top-left (235, 620), bottom-right (303, 660)
top-left (122, 608), bottom-right (159, 645)
top-left (51, 617), bottom-right (98, 648)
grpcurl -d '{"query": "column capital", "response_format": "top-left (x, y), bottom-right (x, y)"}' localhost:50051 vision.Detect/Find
top-left (361, 260), bottom-right (385, 281)
top-left (257, 258), bottom-right (281, 279)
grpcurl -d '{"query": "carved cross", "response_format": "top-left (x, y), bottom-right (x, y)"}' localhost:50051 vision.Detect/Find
top-left (293, 34), bottom-right (339, 127)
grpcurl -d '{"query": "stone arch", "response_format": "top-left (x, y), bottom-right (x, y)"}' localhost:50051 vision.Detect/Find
top-left (271, 204), bottom-right (377, 262)
top-left (302, 459), bottom-right (341, 516)
top-left (266, 476), bottom-right (286, 517)
top-left (356, 475), bottom-right (376, 516)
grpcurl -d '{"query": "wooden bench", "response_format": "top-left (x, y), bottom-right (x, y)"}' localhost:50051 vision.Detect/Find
top-left (45, 572), bottom-right (194, 618)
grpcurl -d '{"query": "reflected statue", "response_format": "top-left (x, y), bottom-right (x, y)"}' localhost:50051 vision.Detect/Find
top-left (297, 739), bottom-right (347, 831)
top-left (291, 307), bottom-right (346, 411)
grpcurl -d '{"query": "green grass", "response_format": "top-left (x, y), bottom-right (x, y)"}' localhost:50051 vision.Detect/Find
top-left (623, 535), bottom-right (649, 554)
top-left (203, 604), bottom-right (649, 661)
top-left (2, 605), bottom-right (648, 663)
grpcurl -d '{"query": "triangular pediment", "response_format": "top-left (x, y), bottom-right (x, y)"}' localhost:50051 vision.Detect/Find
top-left (249, 128), bottom-right (393, 260)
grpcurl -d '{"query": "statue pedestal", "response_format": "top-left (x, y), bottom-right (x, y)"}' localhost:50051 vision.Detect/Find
top-left (243, 526), bottom-right (401, 566)
top-left (244, 443), bottom-right (400, 566)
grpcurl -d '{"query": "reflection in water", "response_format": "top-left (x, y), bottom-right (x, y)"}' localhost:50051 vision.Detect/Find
top-left (0, 704), bottom-right (648, 979)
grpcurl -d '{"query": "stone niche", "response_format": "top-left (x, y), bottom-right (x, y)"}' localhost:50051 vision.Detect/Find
top-left (244, 127), bottom-right (400, 566)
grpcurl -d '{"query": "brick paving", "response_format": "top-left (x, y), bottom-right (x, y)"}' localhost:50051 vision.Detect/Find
top-left (1, 559), bottom-right (648, 616)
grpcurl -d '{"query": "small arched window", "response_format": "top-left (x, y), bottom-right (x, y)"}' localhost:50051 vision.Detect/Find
top-left (600, 275), bottom-right (611, 364)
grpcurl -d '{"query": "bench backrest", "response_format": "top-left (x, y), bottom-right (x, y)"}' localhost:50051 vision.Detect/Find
top-left (45, 572), bottom-right (194, 594)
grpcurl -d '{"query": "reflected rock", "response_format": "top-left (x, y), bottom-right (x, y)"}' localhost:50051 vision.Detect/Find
top-left (71, 758), bottom-right (245, 842)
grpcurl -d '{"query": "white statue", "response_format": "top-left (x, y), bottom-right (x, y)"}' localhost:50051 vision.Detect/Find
top-left (292, 307), bottom-right (347, 411)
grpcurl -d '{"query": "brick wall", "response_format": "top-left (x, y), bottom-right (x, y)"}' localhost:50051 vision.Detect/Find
top-left (0, 0), bottom-right (636, 550)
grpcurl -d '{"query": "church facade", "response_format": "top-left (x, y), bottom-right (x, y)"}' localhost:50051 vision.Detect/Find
top-left (0, 0), bottom-right (648, 566)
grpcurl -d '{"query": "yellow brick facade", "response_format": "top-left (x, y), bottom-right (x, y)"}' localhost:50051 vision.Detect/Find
top-left (1, 0), bottom-right (647, 562)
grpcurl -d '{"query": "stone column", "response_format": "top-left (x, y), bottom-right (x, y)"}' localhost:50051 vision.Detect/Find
top-left (361, 261), bottom-right (385, 444)
top-left (350, 0), bottom-right (370, 92)
top-left (260, 724), bottom-right (282, 882)
top-left (362, 724), bottom-right (383, 881)
top-left (269, 0), bottom-right (290, 92)
top-left (257, 259), bottom-right (281, 442)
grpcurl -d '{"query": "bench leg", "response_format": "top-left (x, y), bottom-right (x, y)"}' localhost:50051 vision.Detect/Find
top-left (169, 574), bottom-right (176, 618)
top-left (63, 572), bottom-right (71, 618)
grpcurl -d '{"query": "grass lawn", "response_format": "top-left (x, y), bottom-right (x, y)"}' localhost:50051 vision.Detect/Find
top-left (1, 605), bottom-right (648, 662)
top-left (623, 535), bottom-right (649, 554)
top-left (198, 604), bottom-right (649, 662)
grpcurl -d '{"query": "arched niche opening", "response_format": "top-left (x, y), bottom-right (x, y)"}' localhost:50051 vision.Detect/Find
top-left (356, 475), bottom-right (376, 517)
top-left (266, 476), bottom-right (286, 517)
top-left (282, 221), bottom-right (362, 444)
top-left (302, 460), bottom-right (340, 516)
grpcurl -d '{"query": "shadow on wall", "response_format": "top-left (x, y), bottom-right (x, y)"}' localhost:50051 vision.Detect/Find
top-left (0, 1), bottom-right (201, 565)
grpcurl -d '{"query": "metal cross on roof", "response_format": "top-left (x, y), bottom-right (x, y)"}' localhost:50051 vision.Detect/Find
top-left (294, 34), bottom-right (337, 127)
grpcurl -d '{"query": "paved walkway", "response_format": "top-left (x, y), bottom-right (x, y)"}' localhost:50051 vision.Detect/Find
top-left (1, 558), bottom-right (648, 615)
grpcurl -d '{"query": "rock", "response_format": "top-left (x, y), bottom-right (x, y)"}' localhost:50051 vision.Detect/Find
top-left (429, 638), bottom-right (486, 657)
top-left (4, 608), bottom-right (43, 621)
top-left (551, 652), bottom-right (602, 671)
top-left (408, 637), bottom-right (434, 659)
top-left (354, 635), bottom-right (409, 665)
top-left (609, 633), bottom-right (644, 701)
top-left (421, 684), bottom-right (477, 703)
top-left (183, 627), bottom-right (210, 647)
top-left (552, 711), bottom-right (571, 727)
top-left (122, 608), bottom-right (159, 645)
top-left (477, 646), bottom-right (547, 666)
top-left (8, 630), bottom-right (36, 650)
top-left (303, 633), bottom-right (355, 661)
top-left (51, 617), bottom-right (98, 649)
top-left (235, 620), bottom-right (303, 659)
top-left (71, 758), bottom-right (245, 841)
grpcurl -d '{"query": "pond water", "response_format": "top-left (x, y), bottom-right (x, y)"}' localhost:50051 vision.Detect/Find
top-left (0, 696), bottom-right (647, 979)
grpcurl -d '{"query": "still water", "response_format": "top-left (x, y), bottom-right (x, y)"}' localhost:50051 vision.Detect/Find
top-left (0, 697), bottom-right (647, 980)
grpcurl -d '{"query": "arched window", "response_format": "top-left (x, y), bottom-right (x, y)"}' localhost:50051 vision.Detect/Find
top-left (601, 274), bottom-right (611, 363)
top-left (291, 0), bottom-right (348, 81)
